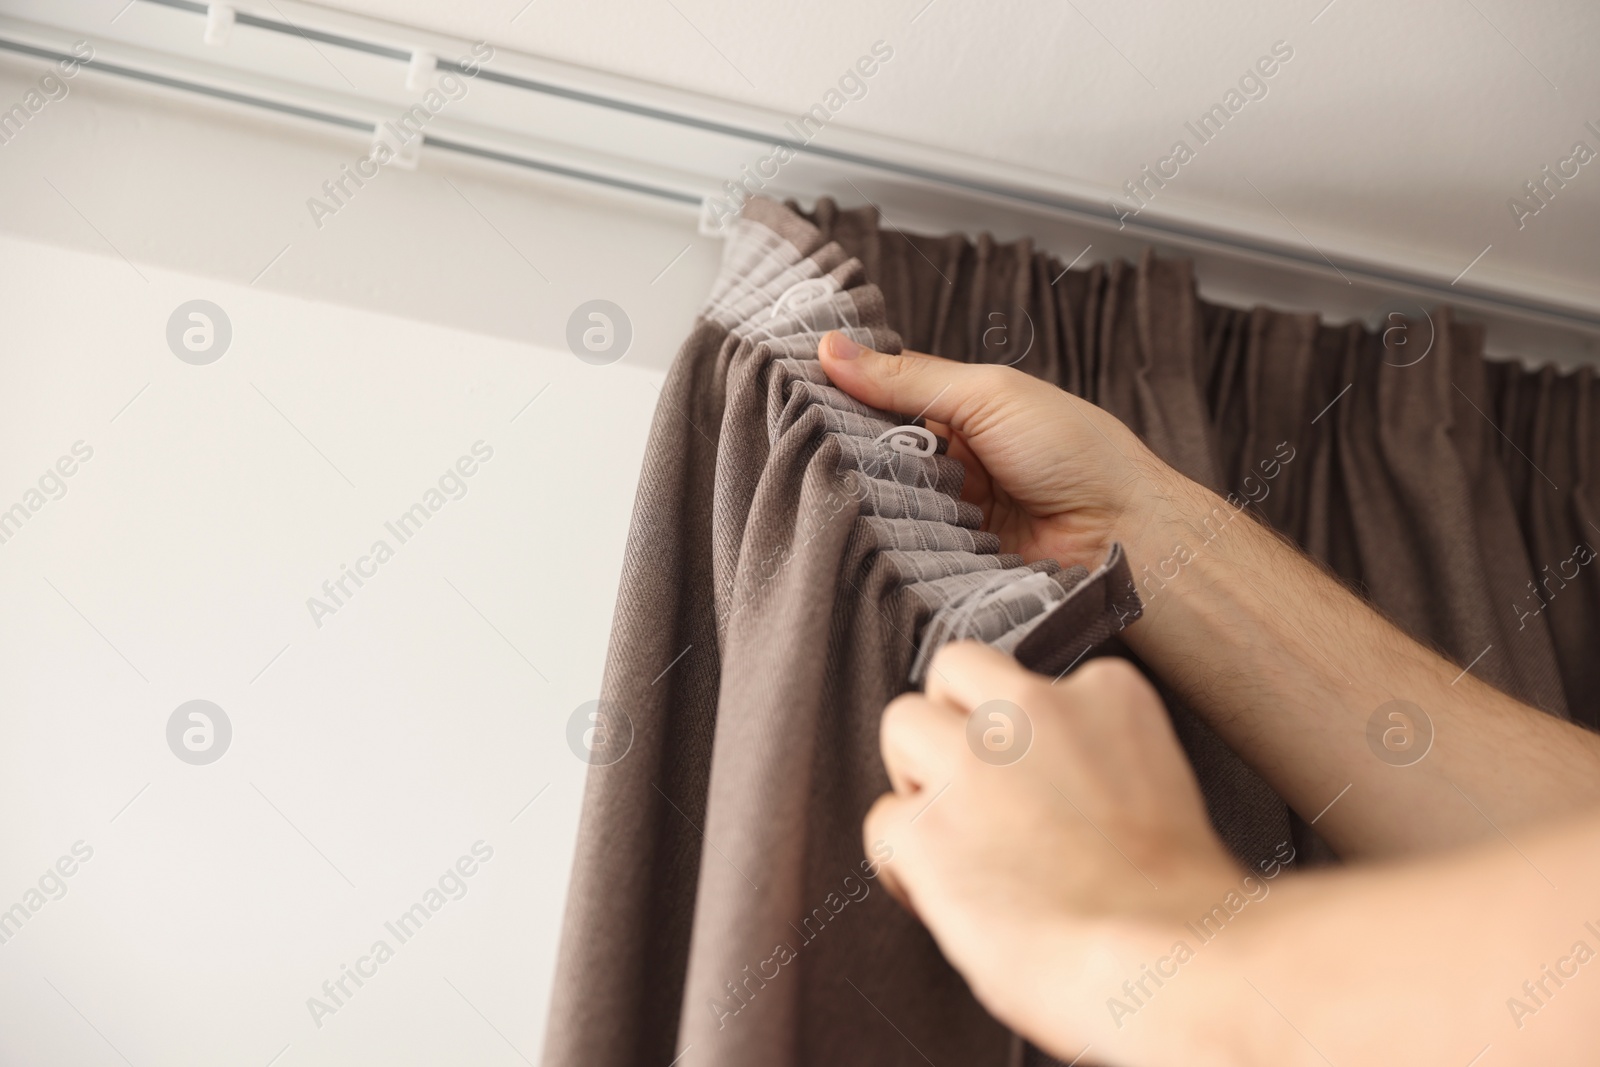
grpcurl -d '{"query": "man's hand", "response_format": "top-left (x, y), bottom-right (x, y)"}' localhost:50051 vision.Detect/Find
top-left (823, 328), bottom-right (1600, 864)
top-left (864, 642), bottom-right (1247, 1063)
top-left (820, 331), bottom-right (1193, 569)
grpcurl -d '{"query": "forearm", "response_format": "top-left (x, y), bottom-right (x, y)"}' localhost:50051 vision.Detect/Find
top-left (1023, 811), bottom-right (1600, 1067)
top-left (1201, 810), bottom-right (1600, 1066)
top-left (1119, 472), bottom-right (1600, 858)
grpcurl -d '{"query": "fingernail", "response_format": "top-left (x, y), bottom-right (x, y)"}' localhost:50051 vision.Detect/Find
top-left (828, 333), bottom-right (866, 360)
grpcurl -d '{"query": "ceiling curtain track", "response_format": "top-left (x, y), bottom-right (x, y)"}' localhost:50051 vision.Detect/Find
top-left (8, 3), bottom-right (1599, 336)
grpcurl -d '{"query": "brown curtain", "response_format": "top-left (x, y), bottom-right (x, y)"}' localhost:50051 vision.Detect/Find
top-left (802, 198), bottom-right (1593, 721)
top-left (542, 197), bottom-right (1598, 1066)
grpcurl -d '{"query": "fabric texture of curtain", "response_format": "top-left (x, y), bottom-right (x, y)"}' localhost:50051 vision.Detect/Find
top-left (543, 196), bottom-right (1599, 1067)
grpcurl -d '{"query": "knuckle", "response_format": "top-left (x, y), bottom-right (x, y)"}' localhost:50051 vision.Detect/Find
top-left (879, 352), bottom-right (919, 386)
top-left (1019, 676), bottom-right (1060, 711)
top-left (1075, 655), bottom-right (1139, 685)
top-left (925, 639), bottom-right (967, 677)
top-left (977, 362), bottom-right (1036, 402)
top-left (863, 793), bottom-right (901, 844)
top-left (1069, 657), bottom-right (1151, 704)
top-left (880, 695), bottom-right (930, 758)
top-left (880, 693), bottom-right (922, 736)
top-left (980, 362), bottom-right (1024, 390)
top-left (953, 365), bottom-right (1029, 432)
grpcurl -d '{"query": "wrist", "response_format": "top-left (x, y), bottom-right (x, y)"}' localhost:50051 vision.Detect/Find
top-left (1111, 883), bottom-right (1309, 1067)
top-left (1189, 876), bottom-right (1327, 1067)
top-left (1112, 461), bottom-right (1232, 606)
top-left (1012, 862), bottom-right (1295, 1067)
top-left (1115, 454), bottom-right (1207, 555)
top-left (1013, 913), bottom-right (1259, 1067)
top-left (998, 857), bottom-right (1324, 1067)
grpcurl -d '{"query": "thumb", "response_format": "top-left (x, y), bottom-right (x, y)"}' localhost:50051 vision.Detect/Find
top-left (820, 331), bottom-right (1021, 432)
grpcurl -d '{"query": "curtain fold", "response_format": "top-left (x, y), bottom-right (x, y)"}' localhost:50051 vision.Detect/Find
top-left (544, 197), bottom-right (1599, 1066)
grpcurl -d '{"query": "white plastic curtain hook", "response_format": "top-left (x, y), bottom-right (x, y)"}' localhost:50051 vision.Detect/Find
top-left (868, 425), bottom-right (939, 491)
top-left (373, 123), bottom-right (421, 170)
top-left (873, 425), bottom-right (938, 457)
top-left (203, 4), bottom-right (236, 46)
top-left (769, 278), bottom-right (833, 321)
top-left (405, 49), bottom-right (436, 91)
top-left (698, 196), bottom-right (734, 237)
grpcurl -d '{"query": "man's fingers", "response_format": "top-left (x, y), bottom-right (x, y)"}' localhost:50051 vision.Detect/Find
top-left (923, 639), bottom-right (1042, 716)
top-left (862, 792), bottom-right (916, 915)
top-left (821, 331), bottom-right (1023, 431)
top-left (880, 692), bottom-right (964, 794)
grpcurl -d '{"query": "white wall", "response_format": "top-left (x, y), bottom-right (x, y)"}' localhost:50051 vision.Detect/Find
top-left (0, 57), bottom-right (716, 1066)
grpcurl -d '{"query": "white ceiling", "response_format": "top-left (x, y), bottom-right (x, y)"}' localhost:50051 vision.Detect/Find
top-left (307, 0), bottom-right (1600, 309)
